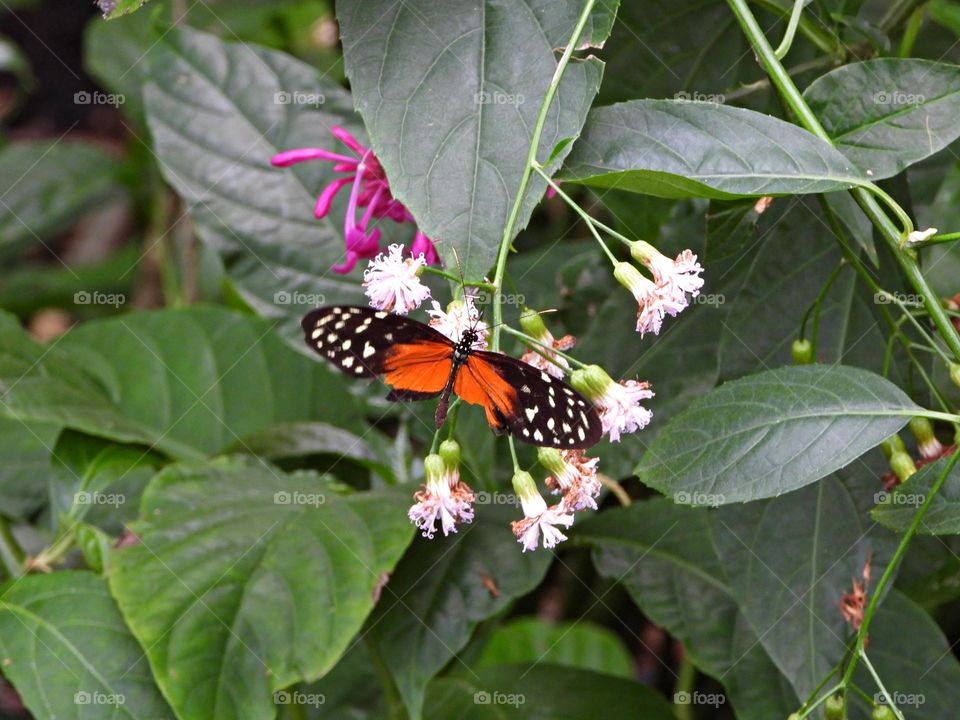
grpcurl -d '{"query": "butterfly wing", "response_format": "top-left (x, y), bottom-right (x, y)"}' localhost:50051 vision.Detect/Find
top-left (456, 351), bottom-right (602, 449)
top-left (301, 306), bottom-right (452, 399)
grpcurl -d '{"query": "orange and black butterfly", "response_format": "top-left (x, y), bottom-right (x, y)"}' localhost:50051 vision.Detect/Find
top-left (301, 306), bottom-right (602, 448)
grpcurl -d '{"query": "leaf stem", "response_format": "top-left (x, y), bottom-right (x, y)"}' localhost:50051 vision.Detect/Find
top-left (491, 0), bottom-right (597, 351)
top-left (751, 0), bottom-right (842, 55)
top-left (840, 450), bottom-right (960, 688)
top-left (500, 324), bottom-right (588, 369)
top-left (906, 230), bottom-right (960, 248)
top-left (773, 0), bottom-right (807, 59)
top-left (0, 515), bottom-right (25, 580)
top-left (422, 266), bottom-right (496, 291)
top-left (726, 0), bottom-right (960, 364)
top-left (860, 650), bottom-right (906, 720)
top-left (673, 653), bottom-right (696, 720)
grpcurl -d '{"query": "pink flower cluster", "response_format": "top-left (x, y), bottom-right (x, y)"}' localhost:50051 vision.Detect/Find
top-left (272, 126), bottom-right (439, 273)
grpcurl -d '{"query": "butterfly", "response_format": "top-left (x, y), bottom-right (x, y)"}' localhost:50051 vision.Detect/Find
top-left (301, 306), bottom-right (602, 448)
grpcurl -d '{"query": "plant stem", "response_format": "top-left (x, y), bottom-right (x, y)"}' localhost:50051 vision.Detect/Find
top-left (0, 515), bottom-right (25, 580)
top-left (500, 324), bottom-right (588, 370)
top-left (898, 5), bottom-right (926, 57)
top-left (860, 650), bottom-right (906, 720)
top-left (598, 474), bottom-right (631, 506)
top-left (841, 450), bottom-right (960, 687)
top-left (752, 0), bottom-right (842, 55)
top-left (673, 653), bottom-right (696, 720)
top-left (726, 0), bottom-right (960, 364)
top-left (906, 230), bottom-right (960, 248)
top-left (491, 0), bottom-right (597, 351)
top-left (796, 683), bottom-right (844, 719)
top-left (774, 0), bottom-right (807, 58)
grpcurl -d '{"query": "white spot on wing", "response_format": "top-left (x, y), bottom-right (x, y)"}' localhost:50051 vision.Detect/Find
top-left (343, 356), bottom-right (354, 368)
top-left (525, 407), bottom-right (539, 421)
top-left (578, 427), bottom-right (586, 441)
top-left (363, 342), bottom-right (376, 358)
top-left (342, 339), bottom-right (352, 351)
top-left (533, 429), bottom-right (544, 442)
top-left (375, 311), bottom-right (388, 318)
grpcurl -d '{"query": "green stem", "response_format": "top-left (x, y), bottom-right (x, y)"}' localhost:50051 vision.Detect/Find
top-left (673, 654), bottom-right (696, 720)
top-left (860, 650), bottom-right (906, 720)
top-left (898, 5), bottom-right (926, 57)
top-left (508, 436), bottom-right (520, 471)
top-left (501, 324), bottom-right (587, 368)
top-left (799, 261), bottom-right (844, 342)
top-left (841, 450), bottom-right (960, 687)
top-left (907, 230), bottom-right (960, 248)
top-left (773, 0), bottom-right (807, 58)
top-left (795, 683), bottom-right (844, 720)
top-left (0, 515), bottom-right (25, 580)
top-left (532, 164), bottom-right (619, 264)
top-left (421, 266), bottom-right (497, 291)
top-left (880, 0), bottom-right (926, 33)
top-left (491, 0), bottom-right (597, 351)
top-left (727, 0), bottom-right (960, 364)
top-left (752, 0), bottom-right (842, 55)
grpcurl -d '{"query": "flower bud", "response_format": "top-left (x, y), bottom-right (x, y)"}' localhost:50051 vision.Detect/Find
top-left (627, 239), bottom-right (658, 264)
top-left (791, 338), bottom-right (814, 365)
top-left (423, 453), bottom-right (445, 482)
top-left (880, 434), bottom-right (906, 460)
top-left (537, 447), bottom-right (565, 475)
top-left (950, 363), bottom-right (960, 390)
top-left (519, 307), bottom-right (549, 339)
top-left (570, 364), bottom-right (614, 403)
top-left (890, 451), bottom-right (917, 482)
top-left (613, 262), bottom-right (653, 298)
top-left (824, 694), bottom-right (844, 720)
top-left (872, 705), bottom-right (896, 720)
top-left (438, 439), bottom-right (461, 471)
top-left (909, 416), bottom-right (944, 460)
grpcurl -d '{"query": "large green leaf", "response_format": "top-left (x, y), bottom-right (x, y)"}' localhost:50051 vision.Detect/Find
top-left (558, 100), bottom-right (866, 199)
top-left (109, 457), bottom-right (414, 720)
top-left (873, 455), bottom-right (960, 535)
top-left (142, 27), bottom-right (370, 345)
top-left (804, 59), bottom-right (960, 179)
top-left (337, 0), bottom-right (610, 277)
top-left (710, 466), bottom-right (897, 700)
top-left (0, 417), bottom-right (60, 519)
top-left (474, 617), bottom-right (634, 679)
top-left (368, 505), bottom-right (551, 720)
top-left (635, 365), bottom-right (917, 504)
top-left (426, 664), bottom-right (675, 720)
top-left (55, 306), bottom-right (362, 458)
top-left (0, 571), bottom-right (173, 719)
top-left (575, 500), bottom-right (799, 720)
top-left (0, 140), bottom-right (125, 259)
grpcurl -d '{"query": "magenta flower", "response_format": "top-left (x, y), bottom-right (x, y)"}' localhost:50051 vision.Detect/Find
top-left (272, 126), bottom-right (439, 273)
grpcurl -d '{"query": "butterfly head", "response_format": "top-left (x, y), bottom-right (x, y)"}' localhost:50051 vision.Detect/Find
top-left (453, 328), bottom-right (479, 362)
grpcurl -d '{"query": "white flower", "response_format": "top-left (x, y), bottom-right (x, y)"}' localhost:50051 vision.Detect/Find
top-left (510, 470), bottom-right (575, 552)
top-left (540, 448), bottom-right (601, 512)
top-left (643, 248), bottom-right (705, 304)
top-left (362, 243), bottom-right (431, 315)
top-left (427, 293), bottom-right (488, 349)
top-left (408, 452), bottom-right (474, 538)
top-left (597, 379), bottom-right (654, 442)
top-left (521, 331), bottom-right (574, 380)
top-left (613, 262), bottom-right (686, 337)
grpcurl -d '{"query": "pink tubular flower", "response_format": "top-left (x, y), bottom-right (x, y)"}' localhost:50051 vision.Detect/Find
top-left (271, 126), bottom-right (440, 273)
top-left (408, 441), bottom-right (474, 539)
top-left (539, 448), bottom-right (601, 512)
top-left (510, 470), bottom-right (575, 552)
top-left (571, 365), bottom-right (654, 443)
top-left (362, 244), bottom-right (431, 314)
top-left (630, 241), bottom-right (705, 307)
top-left (613, 262), bottom-right (686, 337)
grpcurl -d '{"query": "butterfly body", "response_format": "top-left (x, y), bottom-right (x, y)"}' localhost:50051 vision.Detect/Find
top-left (301, 305), bottom-right (601, 448)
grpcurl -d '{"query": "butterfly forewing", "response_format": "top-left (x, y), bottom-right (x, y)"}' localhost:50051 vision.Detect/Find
top-left (464, 352), bottom-right (602, 449)
top-left (301, 305), bottom-right (451, 381)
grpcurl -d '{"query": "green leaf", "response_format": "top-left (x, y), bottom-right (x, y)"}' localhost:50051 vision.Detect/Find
top-left (575, 500), bottom-right (799, 720)
top-left (710, 466), bottom-right (897, 700)
top-left (368, 505), bottom-right (551, 720)
top-left (337, 0), bottom-right (608, 277)
top-left (474, 617), bottom-right (634, 679)
top-left (0, 571), bottom-right (173, 719)
top-left (803, 59), bottom-right (960, 179)
top-left (873, 455), bottom-right (960, 534)
top-left (0, 417), bottom-right (60, 519)
top-left (0, 141), bottom-right (125, 258)
top-left (142, 27), bottom-right (369, 344)
top-left (98, 0), bottom-right (153, 20)
top-left (425, 664), bottom-right (676, 720)
top-left (635, 365), bottom-right (917, 503)
top-left (0, 37), bottom-right (33, 89)
top-left (109, 457), bottom-right (414, 720)
top-left (55, 305), bottom-right (362, 458)
top-left (704, 198), bottom-right (764, 262)
top-left (559, 100), bottom-right (865, 199)
top-left (930, 0), bottom-right (960, 37)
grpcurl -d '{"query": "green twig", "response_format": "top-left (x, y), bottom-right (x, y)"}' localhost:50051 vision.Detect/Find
top-left (774, 0), bottom-right (807, 58)
top-left (491, 0), bottom-right (597, 351)
top-left (860, 650), bottom-right (906, 720)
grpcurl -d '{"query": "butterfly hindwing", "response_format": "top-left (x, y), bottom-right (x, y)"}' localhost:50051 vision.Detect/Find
top-left (462, 352), bottom-right (602, 449)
